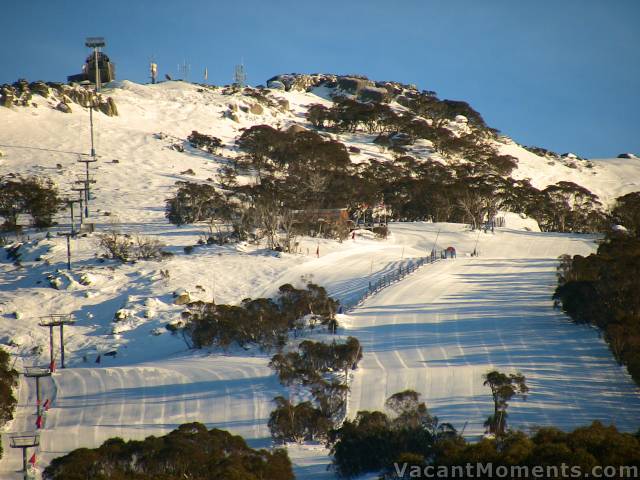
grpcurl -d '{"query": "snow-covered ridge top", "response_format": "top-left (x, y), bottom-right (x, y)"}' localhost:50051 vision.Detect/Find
top-left (1, 78), bottom-right (639, 211)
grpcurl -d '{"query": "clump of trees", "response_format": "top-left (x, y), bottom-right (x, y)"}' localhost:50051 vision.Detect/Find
top-left (165, 126), bottom-right (355, 249)
top-left (330, 390), bottom-right (456, 477)
top-left (554, 222), bottom-right (640, 385)
top-left (612, 192), bottom-right (640, 237)
top-left (0, 174), bottom-right (63, 229)
top-left (381, 422), bottom-right (640, 480)
top-left (167, 95), bottom-right (605, 242)
top-left (330, 389), bottom-right (640, 479)
top-left (165, 181), bottom-right (227, 226)
top-left (0, 347), bottom-right (18, 459)
top-left (43, 422), bottom-right (294, 480)
top-left (97, 231), bottom-right (166, 262)
top-left (183, 283), bottom-right (339, 350)
top-left (269, 337), bottom-right (363, 443)
top-left (268, 396), bottom-right (334, 444)
top-left (303, 93), bottom-right (604, 233)
top-left (270, 337), bottom-right (362, 386)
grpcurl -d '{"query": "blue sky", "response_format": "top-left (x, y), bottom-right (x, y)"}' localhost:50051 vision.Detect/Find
top-left (2, 0), bottom-right (639, 158)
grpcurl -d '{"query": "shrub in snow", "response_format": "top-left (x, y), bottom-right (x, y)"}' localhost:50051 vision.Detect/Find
top-left (78, 273), bottom-right (94, 286)
top-left (113, 309), bottom-right (131, 322)
top-left (187, 131), bottom-right (222, 154)
top-left (97, 231), bottom-right (165, 262)
top-left (47, 275), bottom-right (63, 290)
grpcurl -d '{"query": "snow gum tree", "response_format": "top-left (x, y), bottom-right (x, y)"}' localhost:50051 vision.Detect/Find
top-left (483, 370), bottom-right (528, 436)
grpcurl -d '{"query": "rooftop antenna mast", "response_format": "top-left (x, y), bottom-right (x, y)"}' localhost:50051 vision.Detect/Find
top-left (178, 60), bottom-right (190, 82)
top-left (234, 62), bottom-right (246, 88)
top-left (85, 37), bottom-right (105, 93)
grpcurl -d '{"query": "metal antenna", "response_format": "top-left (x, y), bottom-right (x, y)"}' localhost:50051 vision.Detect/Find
top-left (234, 63), bottom-right (246, 88)
top-left (85, 37), bottom-right (105, 93)
top-left (82, 37), bottom-right (104, 222)
top-left (178, 60), bottom-right (190, 81)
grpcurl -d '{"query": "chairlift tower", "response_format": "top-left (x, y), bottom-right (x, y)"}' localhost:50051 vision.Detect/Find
top-left (39, 314), bottom-right (76, 370)
top-left (9, 433), bottom-right (40, 480)
top-left (71, 186), bottom-right (87, 222)
top-left (23, 367), bottom-right (51, 418)
top-left (76, 167), bottom-right (95, 216)
top-left (64, 198), bottom-right (81, 236)
top-left (74, 172), bottom-right (97, 218)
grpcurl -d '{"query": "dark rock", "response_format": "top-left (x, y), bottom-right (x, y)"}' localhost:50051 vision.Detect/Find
top-left (266, 80), bottom-right (286, 90)
top-left (0, 86), bottom-right (15, 107)
top-left (30, 81), bottom-right (50, 98)
top-left (98, 97), bottom-right (118, 116)
top-left (266, 73), bottom-right (336, 92)
top-left (286, 124), bottom-right (307, 134)
top-left (249, 103), bottom-right (264, 115)
top-left (277, 98), bottom-right (290, 111)
top-left (56, 102), bottom-right (72, 113)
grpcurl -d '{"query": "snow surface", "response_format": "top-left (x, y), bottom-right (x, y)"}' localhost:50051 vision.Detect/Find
top-left (1, 80), bottom-right (640, 478)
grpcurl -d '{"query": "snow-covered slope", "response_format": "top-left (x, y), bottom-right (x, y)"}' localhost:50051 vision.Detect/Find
top-left (1, 80), bottom-right (640, 478)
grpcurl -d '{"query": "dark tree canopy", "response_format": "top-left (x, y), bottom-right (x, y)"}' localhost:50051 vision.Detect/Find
top-left (43, 423), bottom-right (294, 480)
top-left (554, 233), bottom-right (640, 385)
